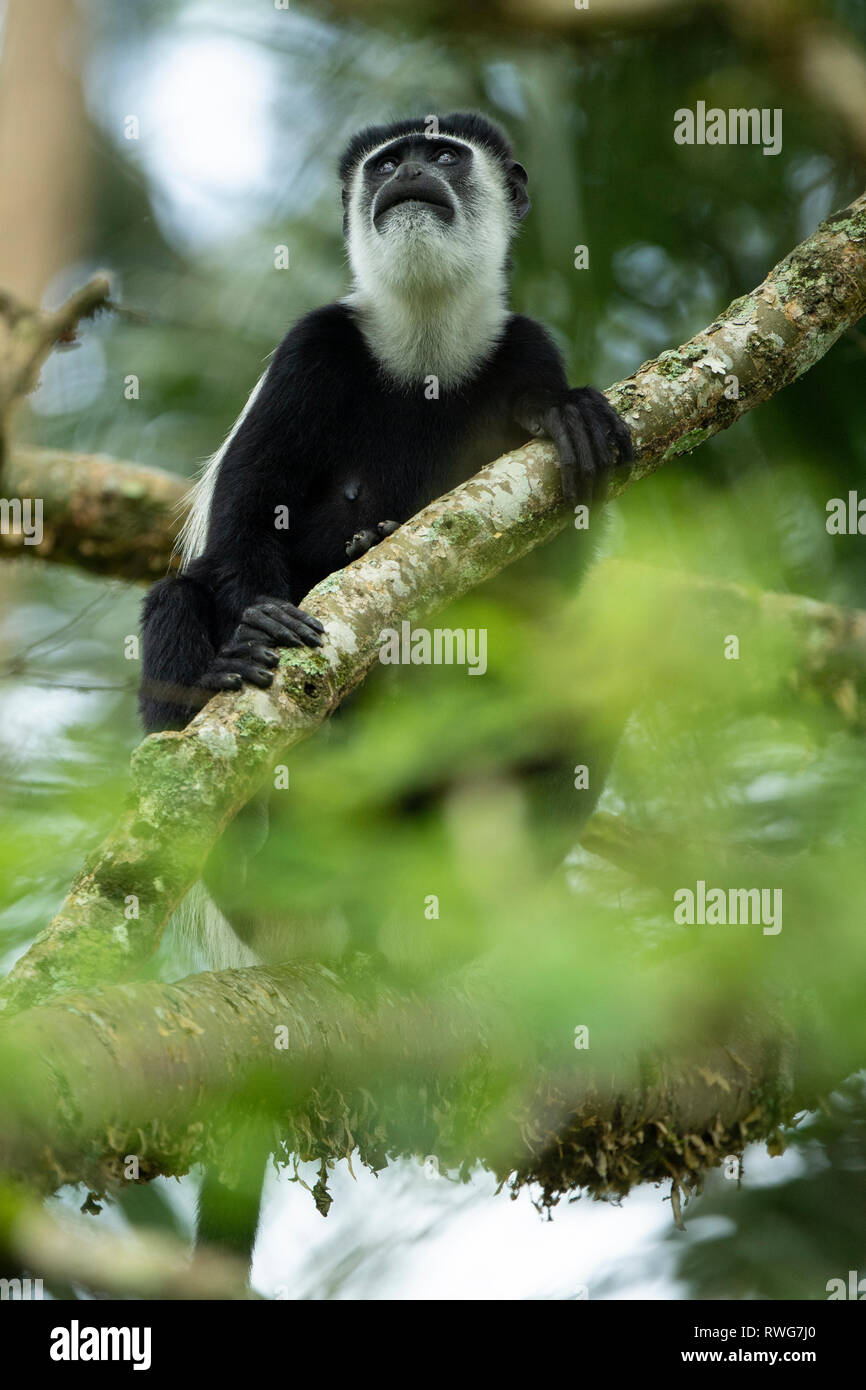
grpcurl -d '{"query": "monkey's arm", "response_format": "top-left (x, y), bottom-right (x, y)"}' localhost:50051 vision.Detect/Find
top-left (139, 496), bottom-right (324, 734)
top-left (139, 567), bottom-right (323, 733)
top-left (139, 315), bottom-right (343, 733)
top-left (505, 315), bottom-right (633, 505)
top-left (139, 504), bottom-right (324, 731)
top-left (139, 574), bottom-right (221, 732)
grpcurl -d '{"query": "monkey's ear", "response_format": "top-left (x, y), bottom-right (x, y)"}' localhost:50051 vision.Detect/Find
top-left (509, 161), bottom-right (531, 220)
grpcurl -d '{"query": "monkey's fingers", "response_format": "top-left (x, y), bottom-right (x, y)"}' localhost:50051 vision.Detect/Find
top-left (571, 414), bottom-right (607, 503)
top-left (346, 529), bottom-right (379, 559)
top-left (346, 522), bottom-right (400, 559)
top-left (545, 404), bottom-right (595, 507)
top-left (199, 668), bottom-right (243, 693)
top-left (563, 401), bottom-right (612, 506)
top-left (239, 599), bottom-right (324, 648)
top-left (254, 598), bottom-right (324, 634)
top-left (572, 385), bottom-right (634, 465)
top-left (204, 647), bottom-right (279, 690)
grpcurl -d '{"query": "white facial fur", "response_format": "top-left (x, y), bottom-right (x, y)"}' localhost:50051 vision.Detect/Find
top-left (344, 134), bottom-right (515, 389)
top-left (177, 138), bottom-right (518, 574)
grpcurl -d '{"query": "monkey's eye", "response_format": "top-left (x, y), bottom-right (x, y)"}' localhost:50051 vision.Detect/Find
top-left (374, 156), bottom-right (398, 175)
top-left (432, 147), bottom-right (459, 165)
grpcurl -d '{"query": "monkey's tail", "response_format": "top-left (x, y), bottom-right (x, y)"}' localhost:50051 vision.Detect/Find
top-left (196, 1159), bottom-right (267, 1271)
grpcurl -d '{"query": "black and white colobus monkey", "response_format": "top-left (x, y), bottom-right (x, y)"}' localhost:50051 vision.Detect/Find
top-left (140, 111), bottom-right (632, 737)
top-left (141, 110), bottom-right (632, 1258)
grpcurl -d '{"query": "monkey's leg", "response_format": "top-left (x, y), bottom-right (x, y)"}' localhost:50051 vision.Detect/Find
top-left (140, 574), bottom-right (222, 731)
top-left (196, 1120), bottom-right (272, 1274)
top-left (345, 519), bottom-right (399, 560)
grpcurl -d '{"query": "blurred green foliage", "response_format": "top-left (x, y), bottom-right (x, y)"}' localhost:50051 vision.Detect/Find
top-left (1, 0), bottom-right (866, 1298)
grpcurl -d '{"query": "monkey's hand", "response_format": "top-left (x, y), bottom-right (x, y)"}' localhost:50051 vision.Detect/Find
top-left (345, 519), bottom-right (399, 560)
top-left (514, 386), bottom-right (633, 507)
top-left (200, 598), bottom-right (324, 693)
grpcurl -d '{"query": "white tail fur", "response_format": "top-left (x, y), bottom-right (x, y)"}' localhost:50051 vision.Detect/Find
top-left (167, 882), bottom-right (261, 974)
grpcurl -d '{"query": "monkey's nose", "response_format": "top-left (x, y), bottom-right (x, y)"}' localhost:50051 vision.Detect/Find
top-left (395, 161), bottom-right (424, 180)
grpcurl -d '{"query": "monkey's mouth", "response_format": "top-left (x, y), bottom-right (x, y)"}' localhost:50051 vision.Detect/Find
top-left (373, 181), bottom-right (455, 226)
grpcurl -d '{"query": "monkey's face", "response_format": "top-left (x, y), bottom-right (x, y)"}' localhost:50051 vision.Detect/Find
top-left (344, 134), bottom-right (515, 297)
top-left (366, 137), bottom-right (466, 228)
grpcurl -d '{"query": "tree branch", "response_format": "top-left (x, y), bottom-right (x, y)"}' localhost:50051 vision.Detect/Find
top-left (0, 273), bottom-right (111, 421)
top-left (4, 450), bottom-right (866, 729)
top-left (581, 559), bottom-right (866, 732)
top-left (1, 193), bottom-right (864, 1017)
top-left (0, 1180), bottom-right (251, 1299)
top-left (0, 956), bottom-right (803, 1202)
top-left (0, 444), bottom-right (185, 578)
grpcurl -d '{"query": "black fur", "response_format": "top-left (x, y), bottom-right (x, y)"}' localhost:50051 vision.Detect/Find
top-left (140, 114), bottom-right (634, 1265)
top-left (140, 111), bottom-right (632, 733)
top-left (140, 305), bottom-right (630, 731)
top-left (337, 110), bottom-right (517, 183)
top-left (339, 111), bottom-right (531, 229)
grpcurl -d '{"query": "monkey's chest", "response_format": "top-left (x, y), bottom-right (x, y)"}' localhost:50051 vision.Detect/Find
top-left (287, 408), bottom-right (524, 598)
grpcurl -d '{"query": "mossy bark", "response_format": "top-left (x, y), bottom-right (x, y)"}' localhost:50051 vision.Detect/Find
top-left (0, 445), bottom-right (186, 578)
top-left (0, 958), bottom-right (804, 1205)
